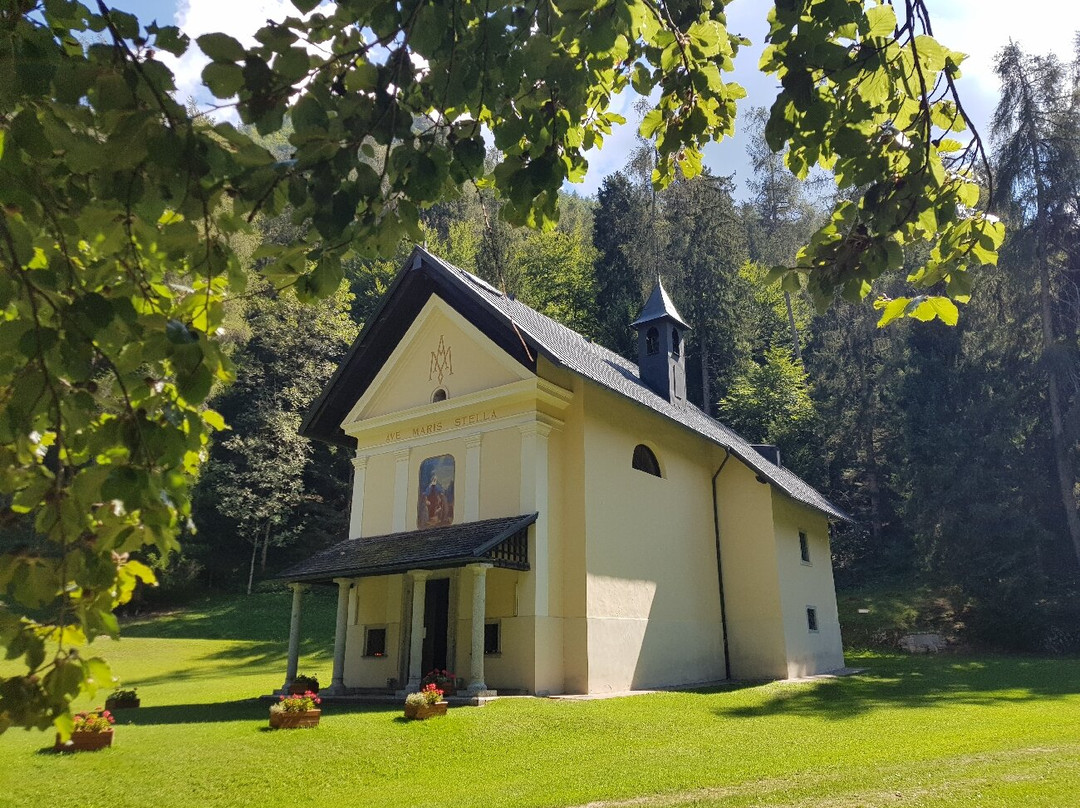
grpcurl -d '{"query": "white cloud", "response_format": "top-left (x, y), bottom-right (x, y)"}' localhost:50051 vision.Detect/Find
top-left (168, 0), bottom-right (329, 114)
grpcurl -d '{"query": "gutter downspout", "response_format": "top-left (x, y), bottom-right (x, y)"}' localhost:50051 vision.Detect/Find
top-left (712, 449), bottom-right (733, 681)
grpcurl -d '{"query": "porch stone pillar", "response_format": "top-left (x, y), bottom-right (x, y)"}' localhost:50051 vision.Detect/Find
top-left (405, 570), bottom-right (430, 692)
top-left (464, 434), bottom-right (482, 522)
top-left (349, 455), bottom-right (368, 538)
top-left (323, 578), bottom-right (354, 696)
top-left (468, 563), bottom-right (493, 695)
top-left (280, 583), bottom-right (307, 693)
top-left (393, 448), bottom-right (411, 532)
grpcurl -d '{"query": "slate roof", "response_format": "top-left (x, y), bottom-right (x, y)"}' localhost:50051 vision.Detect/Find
top-left (302, 246), bottom-right (850, 523)
top-left (276, 514), bottom-right (538, 582)
top-left (630, 278), bottom-right (691, 329)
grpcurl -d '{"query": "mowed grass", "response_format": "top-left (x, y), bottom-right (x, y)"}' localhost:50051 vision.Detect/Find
top-left (2, 592), bottom-right (1079, 808)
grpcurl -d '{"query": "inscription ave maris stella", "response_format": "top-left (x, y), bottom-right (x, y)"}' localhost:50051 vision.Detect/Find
top-left (384, 410), bottom-right (498, 444)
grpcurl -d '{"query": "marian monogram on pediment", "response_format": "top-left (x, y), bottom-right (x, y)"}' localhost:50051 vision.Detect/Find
top-left (428, 335), bottom-right (454, 384)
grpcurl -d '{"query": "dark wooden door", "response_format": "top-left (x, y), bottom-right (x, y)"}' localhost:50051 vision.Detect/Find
top-left (421, 577), bottom-right (450, 675)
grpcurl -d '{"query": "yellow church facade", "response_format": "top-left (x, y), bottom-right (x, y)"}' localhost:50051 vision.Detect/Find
top-left (279, 247), bottom-right (847, 697)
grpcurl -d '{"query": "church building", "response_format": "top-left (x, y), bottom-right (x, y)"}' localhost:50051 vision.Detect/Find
top-left (277, 246), bottom-right (848, 698)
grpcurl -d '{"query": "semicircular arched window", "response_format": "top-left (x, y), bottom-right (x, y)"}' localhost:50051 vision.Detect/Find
top-left (632, 444), bottom-right (662, 477)
top-left (646, 327), bottom-right (660, 355)
top-left (431, 388), bottom-right (448, 403)
top-left (671, 328), bottom-right (681, 358)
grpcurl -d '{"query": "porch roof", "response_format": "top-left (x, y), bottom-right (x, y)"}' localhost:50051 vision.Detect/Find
top-left (275, 513), bottom-right (537, 583)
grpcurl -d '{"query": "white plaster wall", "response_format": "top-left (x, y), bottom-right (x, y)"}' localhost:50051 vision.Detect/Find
top-left (344, 575), bottom-right (404, 689)
top-left (772, 497), bottom-right (846, 677)
top-left (581, 385), bottom-right (727, 692)
top-left (715, 459), bottom-right (789, 680)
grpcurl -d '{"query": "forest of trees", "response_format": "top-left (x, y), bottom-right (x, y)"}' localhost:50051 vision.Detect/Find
top-left (143, 40), bottom-right (1080, 655)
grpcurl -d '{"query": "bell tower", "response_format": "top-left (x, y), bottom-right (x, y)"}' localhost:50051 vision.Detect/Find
top-left (631, 279), bottom-right (690, 404)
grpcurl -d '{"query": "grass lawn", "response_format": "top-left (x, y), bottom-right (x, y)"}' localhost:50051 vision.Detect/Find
top-left (2, 591), bottom-right (1079, 808)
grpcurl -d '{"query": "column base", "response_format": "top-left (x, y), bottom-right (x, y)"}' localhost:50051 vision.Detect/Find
top-left (321, 683), bottom-right (347, 697)
top-left (404, 678), bottom-right (422, 693)
top-left (467, 684), bottom-right (496, 697)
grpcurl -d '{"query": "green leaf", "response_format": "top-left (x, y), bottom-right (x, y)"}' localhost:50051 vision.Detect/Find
top-left (865, 5), bottom-right (897, 39)
top-left (874, 296), bottom-right (911, 327)
top-left (197, 33), bottom-right (245, 63)
top-left (202, 62), bottom-right (245, 98)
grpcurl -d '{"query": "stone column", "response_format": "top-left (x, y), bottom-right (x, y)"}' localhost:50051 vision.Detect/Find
top-left (405, 569), bottom-right (430, 692)
top-left (349, 455), bottom-right (368, 539)
top-left (464, 434), bottom-right (482, 522)
top-left (280, 583), bottom-right (307, 693)
top-left (393, 448), bottom-right (410, 532)
top-left (468, 563), bottom-right (492, 695)
top-left (519, 421), bottom-right (552, 615)
top-left (323, 577), bottom-right (353, 696)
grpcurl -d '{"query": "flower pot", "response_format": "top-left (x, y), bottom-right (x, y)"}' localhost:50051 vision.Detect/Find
top-left (404, 701), bottom-right (448, 720)
top-left (55, 729), bottom-right (113, 752)
top-left (105, 697), bottom-right (140, 710)
top-left (269, 708), bottom-right (321, 729)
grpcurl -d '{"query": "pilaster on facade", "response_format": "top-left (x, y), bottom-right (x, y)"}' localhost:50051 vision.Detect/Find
top-left (349, 455), bottom-right (369, 539)
top-left (464, 433), bottom-right (483, 522)
top-left (393, 448), bottom-right (411, 532)
top-left (519, 420), bottom-right (553, 616)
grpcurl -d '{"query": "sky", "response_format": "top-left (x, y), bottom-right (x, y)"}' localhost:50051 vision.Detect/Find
top-left (129, 0), bottom-right (1076, 200)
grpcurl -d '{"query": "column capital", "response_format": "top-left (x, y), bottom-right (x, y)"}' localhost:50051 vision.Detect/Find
top-left (467, 562), bottom-right (493, 575)
top-left (408, 569), bottom-right (431, 582)
top-left (352, 454), bottom-right (369, 471)
top-left (332, 577), bottom-right (355, 588)
top-left (464, 433), bottom-right (483, 449)
top-left (394, 447), bottom-right (411, 462)
top-left (289, 582), bottom-right (309, 594)
top-left (518, 420), bottom-right (553, 439)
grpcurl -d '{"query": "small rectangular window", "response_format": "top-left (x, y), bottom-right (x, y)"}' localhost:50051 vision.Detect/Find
top-left (806, 607), bottom-right (818, 633)
top-left (364, 627), bottom-right (387, 657)
top-left (799, 531), bottom-right (811, 563)
top-left (484, 621), bottom-right (500, 655)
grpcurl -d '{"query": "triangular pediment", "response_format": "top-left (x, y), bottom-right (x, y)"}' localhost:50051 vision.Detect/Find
top-left (342, 295), bottom-right (534, 427)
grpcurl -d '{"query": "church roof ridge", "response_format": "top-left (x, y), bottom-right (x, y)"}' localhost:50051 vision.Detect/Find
top-left (301, 245), bottom-right (850, 523)
top-left (415, 248), bottom-right (849, 523)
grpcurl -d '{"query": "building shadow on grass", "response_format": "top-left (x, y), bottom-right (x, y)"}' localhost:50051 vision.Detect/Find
top-left (717, 655), bottom-right (1080, 720)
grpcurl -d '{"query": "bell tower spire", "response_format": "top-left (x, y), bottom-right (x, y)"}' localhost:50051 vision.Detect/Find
top-left (631, 279), bottom-right (690, 404)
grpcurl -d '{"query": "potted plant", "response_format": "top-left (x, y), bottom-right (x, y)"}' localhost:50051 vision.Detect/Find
top-left (55, 708), bottom-right (115, 752)
top-left (288, 673), bottom-right (320, 695)
top-left (404, 684), bottom-right (447, 720)
top-left (421, 668), bottom-right (458, 695)
top-left (105, 687), bottom-right (140, 710)
top-left (269, 691), bottom-right (321, 729)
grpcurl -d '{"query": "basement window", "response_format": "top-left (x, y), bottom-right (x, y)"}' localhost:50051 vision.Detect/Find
top-left (806, 608), bottom-right (818, 633)
top-left (484, 621), bottom-right (501, 655)
top-left (364, 627), bottom-right (387, 657)
top-left (799, 531), bottom-right (811, 564)
top-left (632, 444), bottom-right (662, 477)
